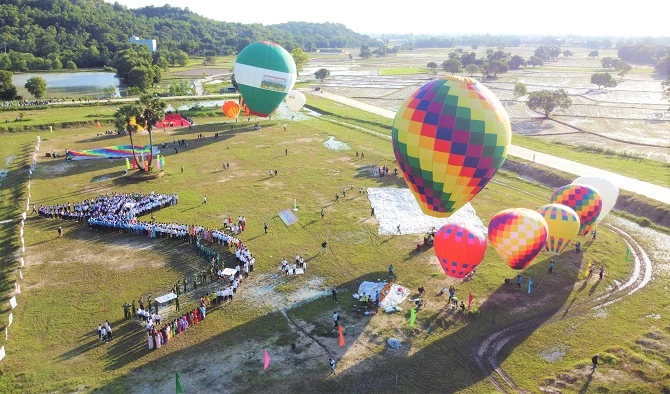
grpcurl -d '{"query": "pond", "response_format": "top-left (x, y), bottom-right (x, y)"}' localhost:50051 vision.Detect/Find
top-left (12, 71), bottom-right (124, 98)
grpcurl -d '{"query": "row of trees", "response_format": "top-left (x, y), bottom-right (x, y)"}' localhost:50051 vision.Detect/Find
top-left (0, 0), bottom-right (377, 73)
top-left (0, 71), bottom-right (46, 99)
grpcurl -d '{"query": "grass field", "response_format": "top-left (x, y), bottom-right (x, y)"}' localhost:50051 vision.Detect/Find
top-left (0, 92), bottom-right (667, 393)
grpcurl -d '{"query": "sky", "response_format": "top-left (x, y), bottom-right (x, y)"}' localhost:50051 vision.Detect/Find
top-left (105, 0), bottom-right (669, 37)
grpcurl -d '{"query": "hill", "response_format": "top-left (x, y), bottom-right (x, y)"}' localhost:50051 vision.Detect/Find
top-left (0, 0), bottom-right (378, 72)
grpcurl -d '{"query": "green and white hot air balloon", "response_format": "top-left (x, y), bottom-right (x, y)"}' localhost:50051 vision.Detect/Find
top-left (234, 41), bottom-right (297, 117)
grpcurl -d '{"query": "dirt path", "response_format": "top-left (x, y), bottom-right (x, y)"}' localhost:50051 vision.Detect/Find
top-left (475, 221), bottom-right (653, 392)
top-left (314, 91), bottom-right (670, 205)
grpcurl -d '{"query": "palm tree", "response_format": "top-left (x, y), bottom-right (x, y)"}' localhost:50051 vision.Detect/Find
top-left (114, 103), bottom-right (142, 169)
top-left (138, 94), bottom-right (166, 172)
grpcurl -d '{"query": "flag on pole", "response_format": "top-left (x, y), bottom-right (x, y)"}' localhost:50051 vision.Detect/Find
top-left (160, 156), bottom-right (165, 167)
top-left (583, 262), bottom-right (592, 279)
top-left (409, 308), bottom-right (417, 327)
top-left (263, 349), bottom-right (270, 370)
top-left (338, 325), bottom-right (345, 347)
top-left (9, 296), bottom-right (17, 309)
top-left (468, 292), bottom-right (474, 310)
top-left (175, 372), bottom-right (184, 394)
top-left (528, 277), bottom-right (533, 294)
top-left (625, 248), bottom-right (631, 262)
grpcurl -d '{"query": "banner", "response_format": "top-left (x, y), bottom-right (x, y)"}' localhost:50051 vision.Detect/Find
top-left (625, 248), bottom-right (630, 262)
top-left (176, 372), bottom-right (184, 394)
top-left (9, 296), bottom-right (17, 309)
top-left (20, 258), bottom-right (24, 267)
top-left (14, 283), bottom-right (20, 293)
top-left (338, 326), bottom-right (345, 347)
top-left (125, 158), bottom-right (131, 171)
top-left (263, 349), bottom-right (270, 370)
top-left (409, 308), bottom-right (417, 327)
top-left (18, 270), bottom-right (22, 280)
top-left (468, 292), bottom-right (474, 310)
top-left (0, 346), bottom-right (5, 361)
top-left (8, 313), bottom-right (12, 327)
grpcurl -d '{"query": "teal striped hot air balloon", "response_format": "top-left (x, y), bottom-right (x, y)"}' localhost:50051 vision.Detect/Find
top-left (234, 42), bottom-right (297, 117)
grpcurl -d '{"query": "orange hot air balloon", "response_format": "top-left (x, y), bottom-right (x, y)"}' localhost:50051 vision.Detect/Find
top-left (222, 101), bottom-right (241, 119)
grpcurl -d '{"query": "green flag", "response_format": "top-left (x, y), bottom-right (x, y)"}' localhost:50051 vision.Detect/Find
top-left (176, 372), bottom-right (184, 394)
top-left (625, 248), bottom-right (630, 262)
top-left (409, 308), bottom-right (416, 327)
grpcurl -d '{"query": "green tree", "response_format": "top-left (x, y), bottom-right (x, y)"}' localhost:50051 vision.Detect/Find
top-left (513, 82), bottom-right (527, 98)
top-left (588, 50), bottom-right (599, 58)
top-left (169, 50), bottom-right (189, 67)
top-left (314, 68), bottom-right (330, 83)
top-left (601, 57), bottom-right (618, 69)
top-left (359, 45), bottom-right (371, 59)
top-left (562, 50), bottom-right (574, 57)
top-left (509, 55), bottom-right (525, 70)
top-left (0, 54), bottom-right (11, 70)
top-left (427, 61), bottom-right (438, 74)
top-left (465, 64), bottom-right (480, 77)
top-left (616, 61), bottom-right (632, 80)
top-left (137, 94), bottom-right (166, 171)
top-left (65, 60), bottom-right (77, 70)
top-left (24, 76), bottom-right (47, 98)
top-left (487, 60), bottom-right (508, 77)
top-left (442, 59), bottom-right (462, 74)
top-left (0, 70), bottom-right (17, 100)
top-left (291, 48), bottom-right (309, 72)
top-left (128, 66), bottom-right (152, 91)
top-left (113, 103), bottom-right (142, 168)
top-left (527, 89), bottom-right (572, 118)
top-left (527, 56), bottom-right (543, 67)
top-left (590, 73), bottom-right (617, 89)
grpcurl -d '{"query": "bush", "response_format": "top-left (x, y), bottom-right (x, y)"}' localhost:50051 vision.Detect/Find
top-left (639, 218), bottom-right (652, 227)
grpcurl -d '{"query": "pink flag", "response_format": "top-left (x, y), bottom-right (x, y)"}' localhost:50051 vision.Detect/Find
top-left (263, 349), bottom-right (270, 370)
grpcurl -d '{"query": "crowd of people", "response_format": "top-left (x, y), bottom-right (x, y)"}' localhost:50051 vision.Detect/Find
top-left (280, 255), bottom-right (307, 275)
top-left (36, 190), bottom-right (258, 351)
top-left (1, 98), bottom-right (67, 107)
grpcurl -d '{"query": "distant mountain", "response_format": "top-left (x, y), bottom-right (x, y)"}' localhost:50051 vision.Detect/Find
top-left (0, 0), bottom-right (379, 72)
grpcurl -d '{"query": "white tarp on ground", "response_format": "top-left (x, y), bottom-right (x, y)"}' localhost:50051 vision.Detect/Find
top-left (367, 187), bottom-right (488, 236)
top-left (356, 281), bottom-right (410, 309)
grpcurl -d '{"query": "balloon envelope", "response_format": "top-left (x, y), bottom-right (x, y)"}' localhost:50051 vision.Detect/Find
top-left (234, 41), bottom-right (296, 117)
top-left (434, 223), bottom-right (487, 278)
top-left (488, 208), bottom-right (548, 270)
top-left (286, 91), bottom-right (306, 112)
top-left (537, 204), bottom-right (581, 254)
top-left (222, 101), bottom-right (240, 119)
top-left (550, 184), bottom-right (602, 236)
top-left (392, 75), bottom-right (511, 218)
top-left (571, 176), bottom-right (618, 224)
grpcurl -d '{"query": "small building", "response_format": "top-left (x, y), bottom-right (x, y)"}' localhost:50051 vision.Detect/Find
top-left (220, 86), bottom-right (237, 93)
top-left (129, 36), bottom-right (157, 53)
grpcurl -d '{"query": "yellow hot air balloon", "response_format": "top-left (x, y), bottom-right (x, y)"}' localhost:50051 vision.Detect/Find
top-left (537, 203), bottom-right (580, 254)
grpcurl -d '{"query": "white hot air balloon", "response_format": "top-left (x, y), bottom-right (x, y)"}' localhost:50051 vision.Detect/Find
top-left (286, 91), bottom-right (306, 112)
top-left (572, 176), bottom-right (619, 223)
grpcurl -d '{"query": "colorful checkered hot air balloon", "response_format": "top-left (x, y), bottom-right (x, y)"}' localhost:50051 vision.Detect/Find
top-left (537, 204), bottom-right (581, 254)
top-left (234, 42), bottom-right (297, 117)
top-left (571, 176), bottom-right (618, 224)
top-left (550, 184), bottom-right (602, 236)
top-left (434, 223), bottom-right (487, 278)
top-left (392, 75), bottom-right (511, 218)
top-left (488, 208), bottom-right (548, 270)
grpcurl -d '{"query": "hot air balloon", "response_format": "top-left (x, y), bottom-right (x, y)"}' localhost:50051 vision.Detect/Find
top-left (488, 208), bottom-right (548, 270)
top-left (392, 75), bottom-right (512, 218)
top-left (550, 184), bottom-right (602, 236)
top-left (222, 101), bottom-right (240, 119)
top-left (434, 223), bottom-right (487, 278)
top-left (571, 176), bottom-right (618, 224)
top-left (286, 90), bottom-right (306, 112)
top-left (233, 41), bottom-right (297, 117)
top-left (537, 204), bottom-right (580, 254)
